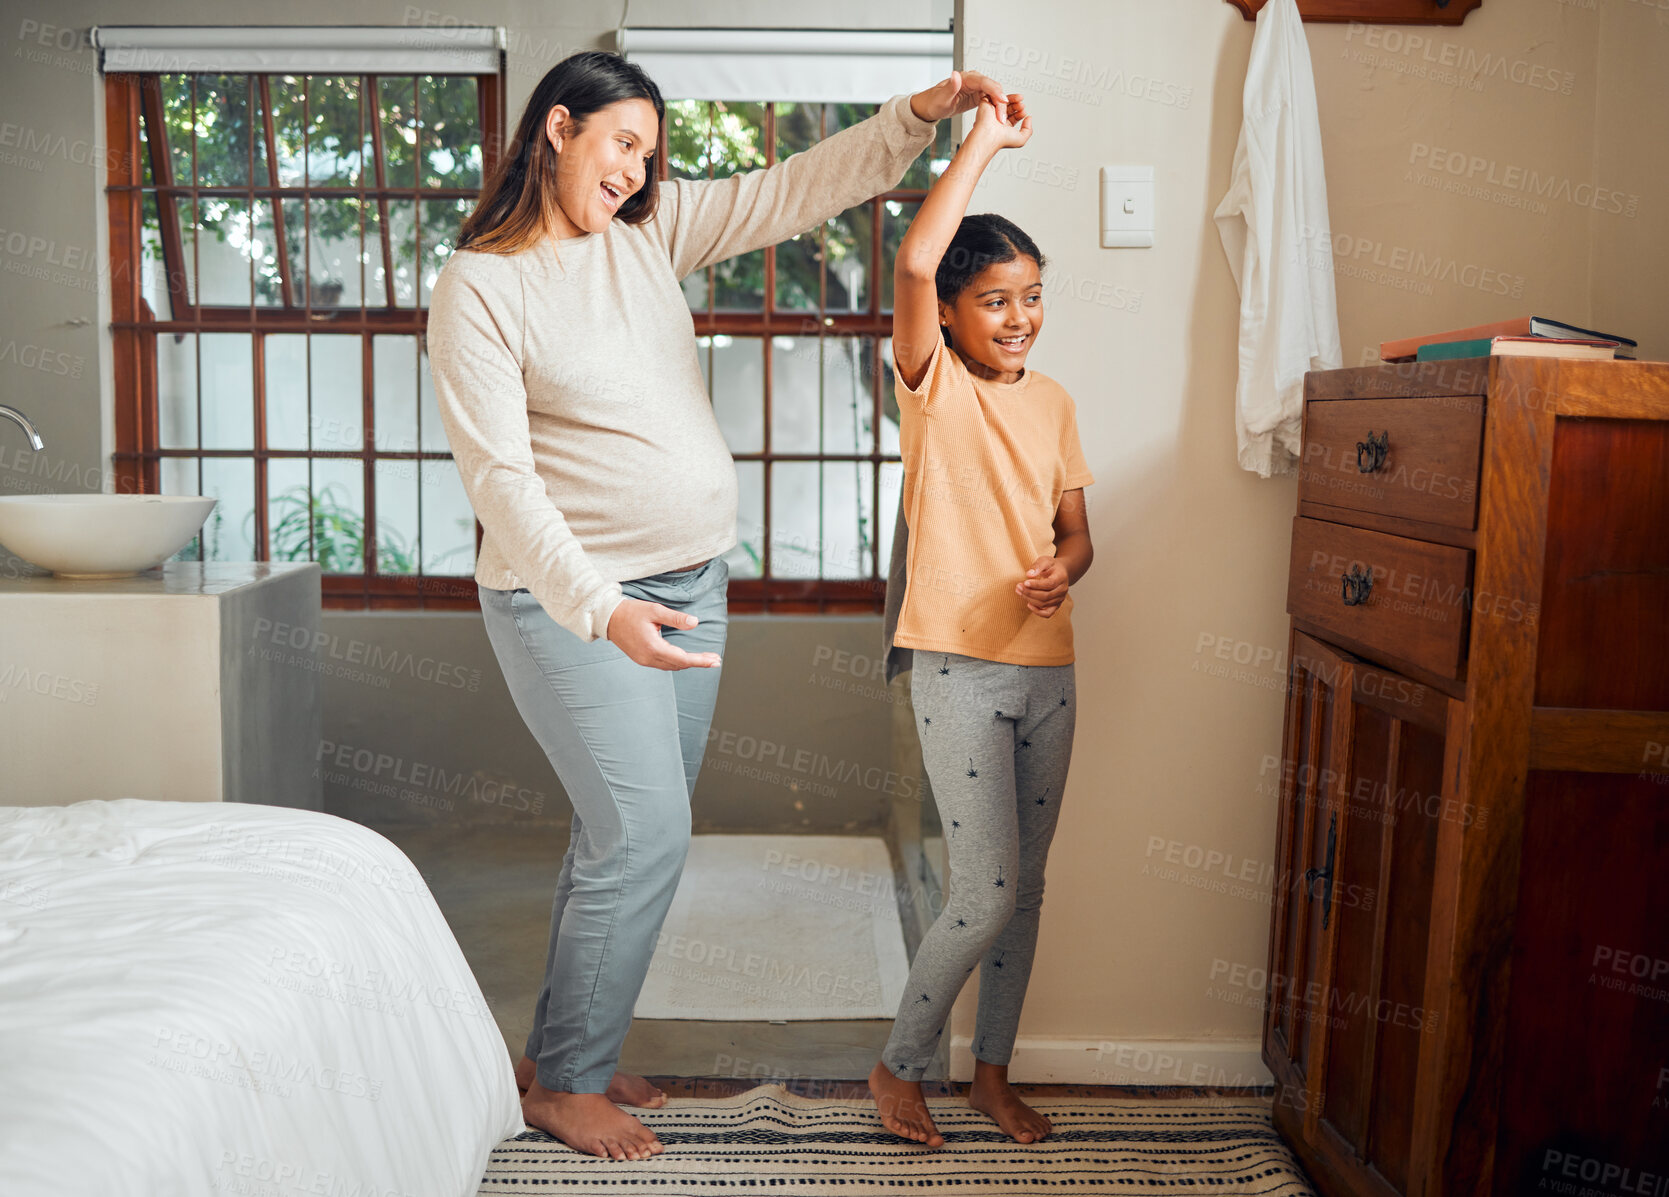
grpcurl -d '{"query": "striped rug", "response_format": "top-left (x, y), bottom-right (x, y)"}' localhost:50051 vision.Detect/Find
top-left (479, 1084), bottom-right (1317, 1194)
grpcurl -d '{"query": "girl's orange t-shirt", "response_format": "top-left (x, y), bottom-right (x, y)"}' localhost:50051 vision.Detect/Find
top-left (886, 339), bottom-right (1095, 670)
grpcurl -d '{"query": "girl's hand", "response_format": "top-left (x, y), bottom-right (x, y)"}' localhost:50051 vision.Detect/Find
top-left (1017, 556), bottom-right (1069, 617)
top-left (605, 597), bottom-right (722, 670)
top-left (910, 70), bottom-right (1009, 123)
top-left (968, 93), bottom-right (1032, 150)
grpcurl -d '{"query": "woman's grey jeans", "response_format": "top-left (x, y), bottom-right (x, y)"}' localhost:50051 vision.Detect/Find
top-left (477, 555), bottom-right (729, 1093)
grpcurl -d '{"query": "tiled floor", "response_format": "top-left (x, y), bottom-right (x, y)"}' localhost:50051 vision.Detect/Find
top-left (375, 823), bottom-right (939, 1082)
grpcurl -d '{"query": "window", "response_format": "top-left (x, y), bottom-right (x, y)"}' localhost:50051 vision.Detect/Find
top-left (668, 100), bottom-right (952, 613)
top-left (105, 64), bottom-right (504, 608)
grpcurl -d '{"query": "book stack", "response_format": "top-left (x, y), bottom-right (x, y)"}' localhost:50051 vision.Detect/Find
top-left (1380, 317), bottom-right (1638, 364)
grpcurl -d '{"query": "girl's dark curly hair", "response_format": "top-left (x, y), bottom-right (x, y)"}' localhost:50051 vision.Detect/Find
top-left (935, 213), bottom-right (1047, 344)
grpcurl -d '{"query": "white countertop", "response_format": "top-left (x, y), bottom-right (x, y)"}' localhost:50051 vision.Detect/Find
top-left (0, 561), bottom-right (320, 597)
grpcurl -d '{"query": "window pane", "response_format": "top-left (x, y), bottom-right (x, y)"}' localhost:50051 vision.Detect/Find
top-left (709, 102), bottom-right (766, 311)
top-left (200, 457), bottom-right (256, 562)
top-left (304, 197), bottom-right (366, 307)
top-left (824, 204), bottom-right (872, 314)
top-left (266, 459), bottom-right (311, 564)
top-left (821, 459), bottom-right (874, 580)
top-left (193, 74), bottom-right (251, 188)
top-left (309, 459), bottom-right (366, 574)
top-left (264, 334), bottom-right (309, 450)
top-left (774, 227), bottom-right (819, 313)
top-left (140, 193), bottom-right (176, 321)
top-left (419, 198), bottom-right (466, 305)
top-left (374, 459), bottom-right (420, 576)
top-left (379, 77), bottom-right (417, 190)
top-left (251, 199), bottom-right (284, 306)
top-left (900, 118), bottom-right (954, 191)
top-left (726, 460), bottom-right (764, 580)
top-left (373, 335), bottom-right (419, 455)
top-left (822, 336), bottom-right (874, 457)
top-left (770, 336), bottom-right (820, 454)
top-left (665, 100), bottom-right (709, 180)
top-left (363, 201), bottom-right (389, 307)
top-left (880, 337), bottom-right (902, 455)
top-left (770, 461), bottom-right (822, 580)
top-left (162, 458), bottom-right (203, 561)
top-left (417, 340), bottom-right (446, 452)
top-left (420, 458), bottom-right (475, 574)
top-left (196, 196), bottom-right (253, 306)
top-left (774, 102), bottom-right (822, 161)
top-left (310, 336), bottom-right (362, 452)
top-left (270, 75), bottom-right (307, 187)
top-left (881, 199), bottom-right (920, 313)
top-left (157, 333), bottom-right (197, 450)
top-left (386, 199), bottom-right (418, 307)
top-left (418, 75), bottom-right (481, 189)
top-left (707, 335), bottom-right (763, 454)
top-left (879, 459), bottom-right (904, 571)
top-left (307, 76), bottom-right (364, 187)
top-left (174, 197), bottom-right (198, 305)
top-left (159, 75), bottom-right (194, 186)
top-left (200, 333), bottom-right (253, 450)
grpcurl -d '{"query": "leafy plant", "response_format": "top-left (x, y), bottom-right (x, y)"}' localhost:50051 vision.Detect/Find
top-left (265, 483), bottom-right (417, 575)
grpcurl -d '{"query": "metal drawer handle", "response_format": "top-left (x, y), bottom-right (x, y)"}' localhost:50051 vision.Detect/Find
top-left (1303, 812), bottom-right (1339, 930)
top-left (1357, 430), bottom-right (1389, 474)
top-left (1341, 564), bottom-right (1374, 607)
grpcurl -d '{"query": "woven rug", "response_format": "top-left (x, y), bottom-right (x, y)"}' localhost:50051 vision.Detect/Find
top-left (478, 1084), bottom-right (1317, 1194)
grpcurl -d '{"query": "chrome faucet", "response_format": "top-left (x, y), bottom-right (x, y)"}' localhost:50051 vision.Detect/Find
top-left (0, 405), bottom-right (44, 450)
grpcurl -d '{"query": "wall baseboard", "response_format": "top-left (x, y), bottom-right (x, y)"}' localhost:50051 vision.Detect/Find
top-left (948, 1036), bottom-right (1273, 1088)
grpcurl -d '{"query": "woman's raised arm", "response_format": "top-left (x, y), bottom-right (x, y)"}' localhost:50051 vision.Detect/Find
top-left (655, 72), bottom-right (1009, 281)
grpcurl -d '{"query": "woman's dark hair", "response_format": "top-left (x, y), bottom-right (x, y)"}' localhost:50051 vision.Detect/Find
top-left (457, 51), bottom-right (665, 254)
top-left (935, 214), bottom-right (1047, 345)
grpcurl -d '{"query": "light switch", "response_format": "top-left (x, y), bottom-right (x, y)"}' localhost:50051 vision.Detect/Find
top-left (1101, 166), bottom-right (1154, 249)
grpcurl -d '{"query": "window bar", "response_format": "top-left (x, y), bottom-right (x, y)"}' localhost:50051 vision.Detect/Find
top-left (760, 103), bottom-right (776, 592)
top-left (367, 75), bottom-right (396, 309)
top-left (412, 77), bottom-right (425, 591)
top-left (303, 75), bottom-right (315, 569)
top-left (359, 78), bottom-right (378, 588)
top-left (257, 76), bottom-right (295, 310)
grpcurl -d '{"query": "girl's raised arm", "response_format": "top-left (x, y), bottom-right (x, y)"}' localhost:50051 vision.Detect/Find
top-left (892, 93), bottom-right (1031, 391)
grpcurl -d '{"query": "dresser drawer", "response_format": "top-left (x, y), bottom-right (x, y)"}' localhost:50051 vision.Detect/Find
top-left (1298, 396), bottom-right (1483, 529)
top-left (1287, 517), bottom-right (1473, 680)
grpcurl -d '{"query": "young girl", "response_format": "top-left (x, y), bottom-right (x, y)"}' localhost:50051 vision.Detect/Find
top-left (873, 94), bottom-right (1094, 1148)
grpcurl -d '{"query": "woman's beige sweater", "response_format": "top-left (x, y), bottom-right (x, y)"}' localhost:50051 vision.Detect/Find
top-left (427, 94), bottom-right (936, 641)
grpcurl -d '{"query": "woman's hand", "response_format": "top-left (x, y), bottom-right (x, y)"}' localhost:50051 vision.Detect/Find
top-left (606, 597), bottom-right (722, 670)
top-left (967, 93), bottom-right (1032, 151)
top-left (1017, 556), bottom-right (1070, 617)
top-left (910, 70), bottom-right (1009, 123)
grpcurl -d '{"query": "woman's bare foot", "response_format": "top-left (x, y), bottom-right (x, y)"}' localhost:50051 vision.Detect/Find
top-left (521, 1081), bottom-right (665, 1160)
top-left (516, 1055), bottom-right (667, 1108)
top-left (868, 1060), bottom-right (944, 1147)
top-left (969, 1060), bottom-right (1051, 1144)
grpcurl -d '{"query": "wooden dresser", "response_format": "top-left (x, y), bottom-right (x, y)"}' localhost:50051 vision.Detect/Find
top-left (1263, 358), bottom-right (1669, 1197)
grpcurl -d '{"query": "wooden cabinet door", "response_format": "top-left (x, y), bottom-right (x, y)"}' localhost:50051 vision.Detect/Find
top-left (1266, 633), bottom-right (1355, 1119)
top-left (1267, 632), bottom-right (1454, 1197)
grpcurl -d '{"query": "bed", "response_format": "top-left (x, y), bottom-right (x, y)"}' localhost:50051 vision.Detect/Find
top-left (0, 798), bottom-right (523, 1197)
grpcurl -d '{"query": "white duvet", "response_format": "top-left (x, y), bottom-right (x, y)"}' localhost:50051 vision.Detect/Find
top-left (0, 799), bottom-right (523, 1197)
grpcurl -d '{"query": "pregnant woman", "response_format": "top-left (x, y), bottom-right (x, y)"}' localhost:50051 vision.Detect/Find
top-left (427, 50), bottom-right (1007, 1162)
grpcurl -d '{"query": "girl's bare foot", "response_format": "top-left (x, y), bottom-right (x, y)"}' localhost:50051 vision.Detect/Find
top-left (969, 1060), bottom-right (1051, 1144)
top-left (868, 1060), bottom-right (944, 1147)
top-left (515, 1055), bottom-right (667, 1108)
top-left (521, 1081), bottom-right (665, 1160)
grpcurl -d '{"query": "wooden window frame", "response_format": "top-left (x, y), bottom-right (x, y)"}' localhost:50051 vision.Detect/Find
top-left (104, 67), bottom-right (504, 610)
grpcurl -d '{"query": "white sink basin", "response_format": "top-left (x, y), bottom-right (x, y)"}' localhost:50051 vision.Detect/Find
top-left (0, 494), bottom-right (218, 579)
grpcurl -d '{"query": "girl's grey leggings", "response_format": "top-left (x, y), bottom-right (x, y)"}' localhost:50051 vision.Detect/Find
top-left (883, 650), bottom-right (1076, 1081)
